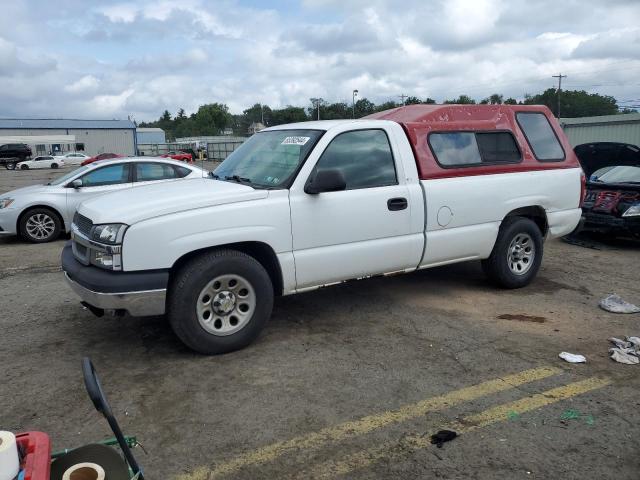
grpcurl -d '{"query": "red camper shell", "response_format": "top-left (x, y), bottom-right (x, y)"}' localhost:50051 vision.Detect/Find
top-left (366, 104), bottom-right (580, 180)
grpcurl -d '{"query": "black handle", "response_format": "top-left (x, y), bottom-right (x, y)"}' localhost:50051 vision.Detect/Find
top-left (83, 357), bottom-right (144, 478)
top-left (387, 197), bottom-right (408, 211)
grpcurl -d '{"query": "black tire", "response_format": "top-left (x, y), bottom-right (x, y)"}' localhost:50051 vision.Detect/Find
top-left (19, 207), bottom-right (62, 243)
top-left (481, 217), bottom-right (543, 289)
top-left (5, 162), bottom-right (16, 170)
top-left (168, 249), bottom-right (274, 354)
top-left (20, 164), bottom-right (29, 170)
top-left (51, 163), bottom-right (59, 169)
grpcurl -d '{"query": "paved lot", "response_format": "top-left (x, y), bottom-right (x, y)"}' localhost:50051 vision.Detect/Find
top-left (1, 168), bottom-right (639, 479)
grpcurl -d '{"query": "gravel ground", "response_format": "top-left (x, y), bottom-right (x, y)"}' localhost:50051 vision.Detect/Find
top-left (1, 167), bottom-right (639, 479)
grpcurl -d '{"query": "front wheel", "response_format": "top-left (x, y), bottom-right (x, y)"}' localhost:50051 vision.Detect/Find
top-left (482, 217), bottom-right (543, 289)
top-left (168, 249), bottom-right (274, 354)
top-left (51, 163), bottom-right (59, 169)
top-left (19, 208), bottom-right (62, 243)
top-left (20, 164), bottom-right (29, 170)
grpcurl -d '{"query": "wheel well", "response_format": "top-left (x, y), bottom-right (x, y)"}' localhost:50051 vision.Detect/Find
top-left (17, 205), bottom-right (66, 232)
top-left (503, 206), bottom-right (548, 236)
top-left (170, 242), bottom-right (284, 296)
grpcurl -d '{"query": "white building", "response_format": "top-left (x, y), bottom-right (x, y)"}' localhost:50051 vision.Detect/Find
top-left (0, 118), bottom-right (137, 156)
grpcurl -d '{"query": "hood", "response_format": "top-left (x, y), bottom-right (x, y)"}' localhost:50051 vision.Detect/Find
top-left (78, 178), bottom-right (269, 225)
top-left (574, 142), bottom-right (640, 178)
top-left (1, 184), bottom-right (51, 197)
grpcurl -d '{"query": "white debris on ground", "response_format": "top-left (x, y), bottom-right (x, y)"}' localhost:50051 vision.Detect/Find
top-left (599, 294), bottom-right (640, 314)
top-left (609, 337), bottom-right (640, 365)
top-left (559, 352), bottom-right (587, 363)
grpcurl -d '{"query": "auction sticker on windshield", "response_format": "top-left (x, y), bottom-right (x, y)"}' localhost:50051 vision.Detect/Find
top-left (281, 136), bottom-right (310, 146)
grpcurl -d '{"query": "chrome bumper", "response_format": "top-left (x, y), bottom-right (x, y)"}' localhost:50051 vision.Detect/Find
top-left (64, 272), bottom-right (166, 317)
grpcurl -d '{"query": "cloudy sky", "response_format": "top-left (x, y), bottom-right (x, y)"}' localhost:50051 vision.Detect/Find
top-left (1, 0), bottom-right (639, 121)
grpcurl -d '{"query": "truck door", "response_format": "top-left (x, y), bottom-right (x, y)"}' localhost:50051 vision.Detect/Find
top-left (289, 127), bottom-right (422, 289)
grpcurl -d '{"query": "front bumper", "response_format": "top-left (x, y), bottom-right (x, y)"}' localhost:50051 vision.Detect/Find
top-left (581, 211), bottom-right (640, 234)
top-left (61, 242), bottom-right (169, 316)
top-left (0, 208), bottom-right (19, 235)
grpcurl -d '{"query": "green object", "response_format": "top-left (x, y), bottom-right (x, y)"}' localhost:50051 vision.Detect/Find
top-left (51, 435), bottom-right (138, 459)
top-left (560, 409), bottom-right (581, 420)
top-left (584, 414), bottom-right (595, 425)
top-left (507, 411), bottom-right (520, 420)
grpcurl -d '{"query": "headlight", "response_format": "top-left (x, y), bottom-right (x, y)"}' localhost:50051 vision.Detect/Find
top-left (0, 198), bottom-right (14, 209)
top-left (622, 204), bottom-right (640, 218)
top-left (90, 223), bottom-right (128, 244)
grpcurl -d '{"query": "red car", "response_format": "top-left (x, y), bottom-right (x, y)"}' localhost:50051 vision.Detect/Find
top-left (81, 152), bottom-right (124, 166)
top-left (161, 151), bottom-right (193, 162)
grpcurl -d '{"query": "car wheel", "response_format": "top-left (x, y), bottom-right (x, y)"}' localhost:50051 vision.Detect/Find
top-left (51, 163), bottom-right (59, 169)
top-left (168, 249), bottom-right (274, 354)
top-left (20, 164), bottom-right (29, 170)
top-left (19, 208), bottom-right (62, 243)
top-left (5, 162), bottom-right (16, 170)
top-left (481, 217), bottom-right (543, 289)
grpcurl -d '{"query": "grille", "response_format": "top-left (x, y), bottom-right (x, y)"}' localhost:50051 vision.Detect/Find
top-left (73, 212), bottom-right (93, 236)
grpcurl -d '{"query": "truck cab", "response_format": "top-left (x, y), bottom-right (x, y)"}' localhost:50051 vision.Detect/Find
top-left (62, 105), bottom-right (582, 354)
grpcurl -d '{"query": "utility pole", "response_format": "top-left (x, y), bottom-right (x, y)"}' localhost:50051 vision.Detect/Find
top-left (552, 73), bottom-right (567, 119)
top-left (352, 89), bottom-right (359, 119)
top-left (399, 94), bottom-right (408, 106)
top-left (260, 104), bottom-right (264, 125)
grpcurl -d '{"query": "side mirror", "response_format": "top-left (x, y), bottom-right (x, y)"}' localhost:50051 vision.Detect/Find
top-left (70, 179), bottom-right (83, 189)
top-left (305, 169), bottom-right (347, 194)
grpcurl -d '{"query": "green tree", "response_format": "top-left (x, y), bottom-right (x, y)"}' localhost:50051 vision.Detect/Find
top-left (375, 100), bottom-right (399, 112)
top-left (270, 106), bottom-right (308, 125)
top-left (444, 95), bottom-right (476, 104)
top-left (504, 97), bottom-right (518, 105)
top-left (523, 88), bottom-right (618, 117)
top-left (354, 98), bottom-right (376, 118)
top-left (192, 103), bottom-right (231, 135)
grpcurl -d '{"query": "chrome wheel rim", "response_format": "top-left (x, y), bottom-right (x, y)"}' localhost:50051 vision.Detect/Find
top-left (196, 274), bottom-right (256, 336)
top-left (507, 233), bottom-right (535, 275)
top-left (26, 213), bottom-right (56, 240)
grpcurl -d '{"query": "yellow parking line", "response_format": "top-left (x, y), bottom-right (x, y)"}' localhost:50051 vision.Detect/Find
top-left (301, 376), bottom-right (611, 479)
top-left (176, 366), bottom-right (560, 480)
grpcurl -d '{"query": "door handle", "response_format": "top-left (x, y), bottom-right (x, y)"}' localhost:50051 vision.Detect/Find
top-left (387, 197), bottom-right (408, 211)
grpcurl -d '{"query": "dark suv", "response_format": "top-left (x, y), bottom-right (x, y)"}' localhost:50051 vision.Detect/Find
top-left (0, 143), bottom-right (32, 169)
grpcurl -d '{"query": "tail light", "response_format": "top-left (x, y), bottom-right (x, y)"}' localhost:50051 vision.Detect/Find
top-left (580, 171), bottom-right (586, 207)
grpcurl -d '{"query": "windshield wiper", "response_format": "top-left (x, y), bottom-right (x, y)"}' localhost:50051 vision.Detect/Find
top-left (224, 175), bottom-right (253, 185)
top-left (209, 172), bottom-right (221, 179)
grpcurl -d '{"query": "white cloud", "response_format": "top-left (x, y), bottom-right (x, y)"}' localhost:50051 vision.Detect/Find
top-left (0, 0), bottom-right (639, 121)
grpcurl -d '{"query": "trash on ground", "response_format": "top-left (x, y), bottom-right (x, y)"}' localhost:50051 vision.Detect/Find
top-left (560, 409), bottom-right (595, 426)
top-left (430, 430), bottom-right (457, 448)
top-left (599, 294), bottom-right (640, 314)
top-left (608, 336), bottom-right (640, 365)
top-left (559, 352), bottom-right (586, 363)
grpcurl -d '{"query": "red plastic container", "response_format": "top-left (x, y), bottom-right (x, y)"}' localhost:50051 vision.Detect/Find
top-left (15, 432), bottom-right (51, 480)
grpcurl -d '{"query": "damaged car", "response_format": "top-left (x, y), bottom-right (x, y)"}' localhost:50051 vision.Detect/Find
top-left (575, 142), bottom-right (640, 238)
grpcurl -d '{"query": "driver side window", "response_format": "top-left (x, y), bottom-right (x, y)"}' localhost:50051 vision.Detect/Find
top-left (313, 129), bottom-right (397, 190)
top-left (80, 164), bottom-right (131, 187)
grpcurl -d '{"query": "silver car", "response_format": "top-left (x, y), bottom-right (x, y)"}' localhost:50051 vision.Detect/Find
top-left (0, 157), bottom-right (206, 242)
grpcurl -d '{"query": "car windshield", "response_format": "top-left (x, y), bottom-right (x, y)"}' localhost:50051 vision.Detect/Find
top-left (212, 129), bottom-right (324, 188)
top-left (590, 165), bottom-right (640, 184)
top-left (48, 166), bottom-right (89, 185)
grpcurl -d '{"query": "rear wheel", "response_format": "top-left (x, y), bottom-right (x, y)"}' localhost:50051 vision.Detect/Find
top-left (19, 207), bottom-right (62, 243)
top-left (482, 217), bottom-right (543, 288)
top-left (5, 162), bottom-right (16, 170)
top-left (168, 249), bottom-right (274, 354)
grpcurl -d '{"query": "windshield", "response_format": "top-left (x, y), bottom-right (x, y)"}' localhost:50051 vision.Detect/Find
top-left (213, 129), bottom-right (324, 188)
top-left (48, 166), bottom-right (89, 185)
top-left (591, 165), bottom-right (640, 184)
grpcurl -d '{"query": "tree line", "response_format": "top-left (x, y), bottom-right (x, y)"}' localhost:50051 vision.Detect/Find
top-left (138, 88), bottom-right (636, 140)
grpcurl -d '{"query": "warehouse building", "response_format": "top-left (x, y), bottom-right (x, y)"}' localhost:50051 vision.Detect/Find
top-left (561, 113), bottom-right (640, 147)
top-left (136, 127), bottom-right (165, 144)
top-left (0, 118), bottom-right (136, 156)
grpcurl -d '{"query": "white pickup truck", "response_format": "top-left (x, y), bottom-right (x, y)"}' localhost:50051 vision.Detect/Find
top-left (62, 105), bottom-right (584, 354)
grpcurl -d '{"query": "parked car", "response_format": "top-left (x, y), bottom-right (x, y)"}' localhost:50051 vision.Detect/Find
top-left (16, 155), bottom-right (64, 170)
top-left (61, 104), bottom-right (583, 354)
top-left (55, 152), bottom-right (91, 166)
top-left (161, 151), bottom-right (193, 162)
top-left (0, 158), bottom-right (205, 243)
top-left (574, 142), bottom-right (640, 237)
top-left (81, 153), bottom-right (124, 166)
top-left (0, 143), bottom-right (32, 170)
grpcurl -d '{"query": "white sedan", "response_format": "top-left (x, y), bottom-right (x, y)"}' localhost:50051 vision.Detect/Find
top-left (0, 157), bottom-right (207, 242)
top-left (55, 152), bottom-right (91, 165)
top-left (16, 155), bottom-right (65, 170)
